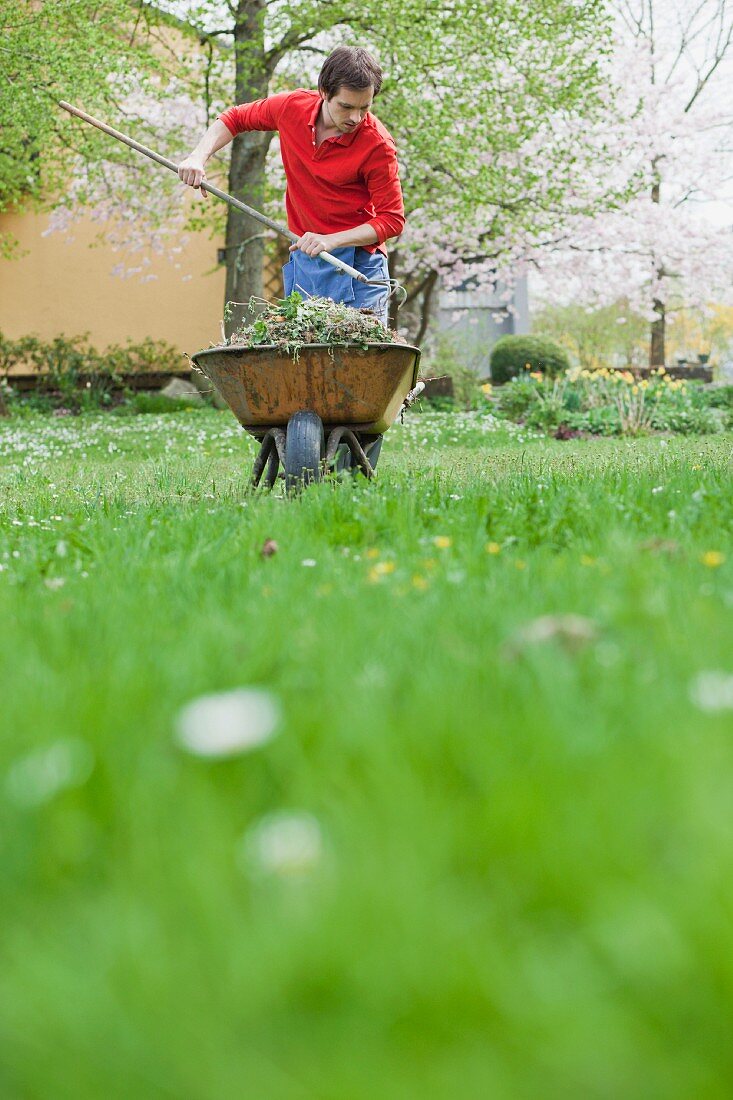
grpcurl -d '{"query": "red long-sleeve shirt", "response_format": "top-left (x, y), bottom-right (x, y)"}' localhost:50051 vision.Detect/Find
top-left (218, 90), bottom-right (405, 253)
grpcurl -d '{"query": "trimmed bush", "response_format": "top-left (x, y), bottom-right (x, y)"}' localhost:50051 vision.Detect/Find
top-left (490, 335), bottom-right (570, 384)
top-left (0, 332), bottom-right (187, 411)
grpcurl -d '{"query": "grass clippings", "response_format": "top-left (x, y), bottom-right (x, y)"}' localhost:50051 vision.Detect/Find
top-left (227, 292), bottom-right (404, 358)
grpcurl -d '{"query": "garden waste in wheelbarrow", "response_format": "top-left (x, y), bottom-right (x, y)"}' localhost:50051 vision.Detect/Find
top-left (191, 342), bottom-right (422, 490)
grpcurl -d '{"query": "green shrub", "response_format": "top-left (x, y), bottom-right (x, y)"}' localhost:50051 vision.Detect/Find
top-left (649, 405), bottom-right (723, 435)
top-left (565, 407), bottom-right (623, 436)
top-left (423, 394), bottom-right (457, 412)
top-left (112, 392), bottom-right (204, 416)
top-left (496, 374), bottom-right (542, 418)
top-left (525, 398), bottom-right (566, 433)
top-left (490, 335), bottom-right (570, 384)
top-left (702, 384), bottom-right (733, 410)
top-left (0, 332), bottom-right (187, 411)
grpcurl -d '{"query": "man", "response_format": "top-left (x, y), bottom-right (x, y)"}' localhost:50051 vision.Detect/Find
top-left (178, 46), bottom-right (405, 326)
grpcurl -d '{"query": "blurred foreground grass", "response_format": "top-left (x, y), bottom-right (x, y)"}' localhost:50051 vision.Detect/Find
top-left (1, 408), bottom-right (732, 1099)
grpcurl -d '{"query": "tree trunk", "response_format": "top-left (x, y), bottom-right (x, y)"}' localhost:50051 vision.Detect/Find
top-left (650, 296), bottom-right (665, 368)
top-left (648, 173), bottom-right (665, 367)
top-left (0, 387), bottom-right (8, 417)
top-left (224, 0), bottom-right (273, 336)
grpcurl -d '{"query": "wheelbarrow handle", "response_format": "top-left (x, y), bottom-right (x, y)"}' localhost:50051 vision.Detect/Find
top-left (57, 101), bottom-right (370, 284)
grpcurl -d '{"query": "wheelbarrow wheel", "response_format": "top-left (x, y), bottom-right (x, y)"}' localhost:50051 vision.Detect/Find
top-left (285, 411), bottom-right (324, 491)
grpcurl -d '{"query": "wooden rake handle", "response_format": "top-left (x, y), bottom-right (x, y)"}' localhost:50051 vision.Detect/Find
top-left (58, 100), bottom-right (370, 283)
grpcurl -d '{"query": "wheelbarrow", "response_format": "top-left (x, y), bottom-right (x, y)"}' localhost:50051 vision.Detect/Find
top-left (191, 342), bottom-right (423, 490)
top-left (56, 103), bottom-right (423, 489)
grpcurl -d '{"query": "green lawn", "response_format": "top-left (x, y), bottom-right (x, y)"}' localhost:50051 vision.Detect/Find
top-left (1, 407), bottom-right (733, 1098)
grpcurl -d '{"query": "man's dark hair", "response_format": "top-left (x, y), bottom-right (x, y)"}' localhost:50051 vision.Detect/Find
top-left (318, 46), bottom-right (383, 99)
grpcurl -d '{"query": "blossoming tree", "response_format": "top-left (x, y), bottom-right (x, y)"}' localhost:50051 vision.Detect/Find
top-left (6, 0), bottom-right (635, 344)
top-left (534, 0), bottom-right (733, 366)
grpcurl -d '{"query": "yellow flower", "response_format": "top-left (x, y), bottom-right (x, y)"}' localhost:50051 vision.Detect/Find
top-left (485, 541), bottom-right (501, 555)
top-left (433, 536), bottom-right (452, 549)
top-left (530, 371), bottom-right (543, 381)
top-left (481, 382), bottom-right (492, 395)
top-left (701, 551), bottom-right (725, 568)
top-left (365, 547), bottom-right (380, 559)
top-left (631, 384), bottom-right (639, 394)
top-left (658, 365), bottom-right (666, 375)
top-left (412, 575), bottom-right (429, 590)
top-left (367, 560), bottom-right (396, 583)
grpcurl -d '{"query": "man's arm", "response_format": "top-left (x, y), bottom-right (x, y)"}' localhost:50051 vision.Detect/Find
top-left (178, 94), bottom-right (288, 193)
top-left (178, 120), bottom-right (233, 193)
top-left (291, 223), bottom-right (379, 256)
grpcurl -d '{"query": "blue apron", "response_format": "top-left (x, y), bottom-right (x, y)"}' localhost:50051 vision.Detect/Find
top-left (282, 247), bottom-right (390, 324)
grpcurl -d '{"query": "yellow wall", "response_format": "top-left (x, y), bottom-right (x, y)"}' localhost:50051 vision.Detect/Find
top-left (0, 198), bottom-right (227, 372)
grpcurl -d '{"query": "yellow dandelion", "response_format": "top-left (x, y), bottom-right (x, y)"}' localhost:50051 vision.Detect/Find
top-left (481, 382), bottom-right (492, 395)
top-left (486, 541), bottom-right (501, 555)
top-left (374, 560), bottom-right (396, 575)
top-left (701, 551), bottom-right (725, 568)
top-left (433, 536), bottom-right (452, 549)
top-left (365, 548), bottom-right (380, 559)
top-left (631, 384), bottom-right (639, 394)
top-left (412, 575), bottom-right (429, 590)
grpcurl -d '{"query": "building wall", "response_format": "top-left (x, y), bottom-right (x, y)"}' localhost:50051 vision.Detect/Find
top-left (0, 200), bottom-right (227, 372)
top-left (437, 276), bottom-right (530, 378)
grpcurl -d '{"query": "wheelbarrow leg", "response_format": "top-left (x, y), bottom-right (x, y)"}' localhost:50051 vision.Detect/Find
top-left (251, 428), bottom-right (286, 489)
top-left (324, 428), bottom-right (376, 478)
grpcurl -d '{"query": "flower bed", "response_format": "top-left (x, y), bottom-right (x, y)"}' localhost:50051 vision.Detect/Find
top-left (493, 366), bottom-right (731, 437)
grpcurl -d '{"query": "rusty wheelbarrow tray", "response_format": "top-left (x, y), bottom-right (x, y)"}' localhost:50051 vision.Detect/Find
top-left (191, 342), bottom-right (422, 489)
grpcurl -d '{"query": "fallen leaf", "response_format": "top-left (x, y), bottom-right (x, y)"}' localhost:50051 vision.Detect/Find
top-left (504, 614), bottom-right (599, 658)
top-left (639, 538), bottom-right (680, 555)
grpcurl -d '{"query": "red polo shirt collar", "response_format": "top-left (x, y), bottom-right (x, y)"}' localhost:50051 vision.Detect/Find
top-left (307, 95), bottom-right (361, 147)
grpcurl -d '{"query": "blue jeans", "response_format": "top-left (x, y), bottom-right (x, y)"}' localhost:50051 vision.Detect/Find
top-left (282, 247), bottom-right (390, 325)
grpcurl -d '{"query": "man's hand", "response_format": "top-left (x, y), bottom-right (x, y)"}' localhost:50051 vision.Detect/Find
top-left (178, 156), bottom-right (208, 198)
top-left (290, 231), bottom-right (342, 257)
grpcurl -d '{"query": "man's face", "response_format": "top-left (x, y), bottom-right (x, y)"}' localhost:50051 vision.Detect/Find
top-left (323, 85), bottom-right (374, 133)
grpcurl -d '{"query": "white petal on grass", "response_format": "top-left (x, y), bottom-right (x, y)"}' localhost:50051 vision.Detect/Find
top-left (301, 559), bottom-right (317, 567)
top-left (6, 738), bottom-right (94, 808)
top-left (240, 811), bottom-right (323, 878)
top-left (689, 671), bottom-right (733, 714)
top-left (176, 688), bottom-right (280, 758)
